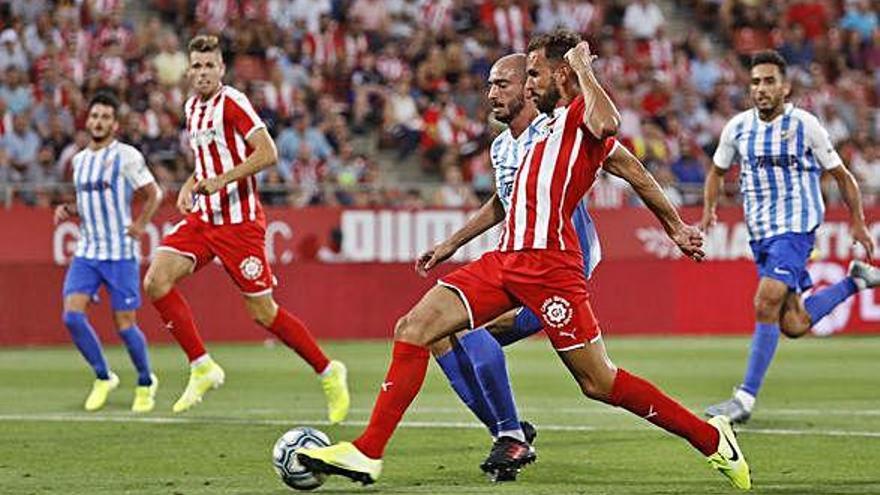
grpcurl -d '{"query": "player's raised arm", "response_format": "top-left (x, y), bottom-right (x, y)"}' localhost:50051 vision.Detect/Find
top-left (604, 144), bottom-right (705, 261)
top-left (564, 41), bottom-right (620, 139)
top-left (416, 193), bottom-right (506, 276)
top-left (194, 127), bottom-right (278, 195)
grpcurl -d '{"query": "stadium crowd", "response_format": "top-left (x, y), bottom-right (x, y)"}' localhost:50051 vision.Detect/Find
top-left (0, 0), bottom-right (877, 209)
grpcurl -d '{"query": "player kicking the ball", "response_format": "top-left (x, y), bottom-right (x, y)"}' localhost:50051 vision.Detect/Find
top-left (421, 53), bottom-right (603, 481)
top-left (298, 30), bottom-right (751, 490)
top-left (142, 35), bottom-right (350, 421)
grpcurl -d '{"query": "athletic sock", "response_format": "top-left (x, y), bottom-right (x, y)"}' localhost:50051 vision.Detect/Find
top-left (119, 325), bottom-right (153, 386)
top-left (153, 288), bottom-right (206, 362)
top-left (458, 329), bottom-right (523, 437)
top-left (267, 308), bottom-right (330, 374)
top-left (63, 311), bottom-right (110, 380)
top-left (608, 368), bottom-right (719, 456)
top-left (435, 341), bottom-right (498, 436)
top-left (804, 277), bottom-right (859, 324)
top-left (353, 341), bottom-right (430, 459)
top-left (741, 322), bottom-right (780, 397)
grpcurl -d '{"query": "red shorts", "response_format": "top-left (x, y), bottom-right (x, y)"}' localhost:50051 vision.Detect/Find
top-left (158, 213), bottom-right (275, 296)
top-left (439, 250), bottom-right (600, 351)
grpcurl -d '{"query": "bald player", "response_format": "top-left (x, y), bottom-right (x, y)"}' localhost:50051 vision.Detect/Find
top-left (418, 53), bottom-right (603, 481)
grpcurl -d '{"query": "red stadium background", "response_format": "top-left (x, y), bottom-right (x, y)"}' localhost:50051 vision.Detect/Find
top-left (2, 205), bottom-right (879, 346)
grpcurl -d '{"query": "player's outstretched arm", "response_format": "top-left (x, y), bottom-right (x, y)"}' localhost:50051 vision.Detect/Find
top-left (604, 145), bottom-right (705, 261)
top-left (828, 165), bottom-right (875, 260)
top-left (564, 41), bottom-right (620, 139)
top-left (194, 128), bottom-right (278, 195)
top-left (701, 166), bottom-right (727, 231)
top-left (127, 183), bottom-right (163, 239)
top-left (415, 193), bottom-right (505, 277)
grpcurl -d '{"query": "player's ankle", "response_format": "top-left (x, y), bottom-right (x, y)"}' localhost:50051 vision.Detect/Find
top-left (734, 388), bottom-right (756, 411)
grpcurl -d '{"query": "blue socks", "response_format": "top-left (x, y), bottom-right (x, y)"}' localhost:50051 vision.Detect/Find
top-left (804, 277), bottom-right (859, 325)
top-left (493, 308), bottom-right (543, 346)
top-left (119, 326), bottom-right (153, 386)
top-left (458, 329), bottom-right (521, 435)
top-left (741, 322), bottom-right (780, 396)
top-left (435, 339), bottom-right (498, 436)
top-left (63, 311), bottom-right (110, 380)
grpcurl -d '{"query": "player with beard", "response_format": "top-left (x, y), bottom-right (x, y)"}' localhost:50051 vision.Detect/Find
top-left (703, 50), bottom-right (879, 423)
top-left (421, 53), bottom-right (602, 481)
top-left (55, 92), bottom-right (163, 412)
top-left (298, 30), bottom-right (751, 490)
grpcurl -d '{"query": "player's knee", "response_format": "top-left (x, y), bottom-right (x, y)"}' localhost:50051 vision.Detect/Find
top-left (113, 312), bottom-right (137, 330)
top-left (754, 294), bottom-right (784, 321)
top-left (393, 313), bottom-right (429, 346)
top-left (143, 270), bottom-right (172, 299)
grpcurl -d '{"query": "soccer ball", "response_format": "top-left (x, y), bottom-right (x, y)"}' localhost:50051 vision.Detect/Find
top-left (272, 426), bottom-right (331, 491)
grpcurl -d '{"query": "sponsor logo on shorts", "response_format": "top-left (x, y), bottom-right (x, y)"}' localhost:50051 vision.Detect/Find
top-left (541, 295), bottom-right (573, 329)
top-left (239, 256), bottom-right (264, 281)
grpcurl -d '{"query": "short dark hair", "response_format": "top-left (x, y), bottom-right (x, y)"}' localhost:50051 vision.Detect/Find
top-left (188, 34), bottom-right (220, 54)
top-left (88, 92), bottom-right (120, 118)
top-left (750, 50), bottom-right (787, 77)
top-left (527, 29), bottom-right (582, 62)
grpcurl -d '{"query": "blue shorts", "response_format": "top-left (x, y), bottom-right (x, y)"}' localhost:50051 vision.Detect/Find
top-left (493, 201), bottom-right (600, 346)
top-left (749, 232), bottom-right (815, 293)
top-left (62, 257), bottom-right (141, 311)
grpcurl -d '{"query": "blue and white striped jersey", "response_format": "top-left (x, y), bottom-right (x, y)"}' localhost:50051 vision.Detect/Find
top-left (490, 113), bottom-right (549, 212)
top-left (489, 112), bottom-right (601, 276)
top-left (713, 103), bottom-right (842, 241)
top-left (72, 140), bottom-right (156, 260)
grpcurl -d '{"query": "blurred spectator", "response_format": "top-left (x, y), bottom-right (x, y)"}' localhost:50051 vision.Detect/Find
top-left (0, 68), bottom-right (33, 114)
top-left (3, 113), bottom-right (41, 172)
top-left (0, 29), bottom-right (28, 72)
top-left (152, 31), bottom-right (188, 87)
top-left (434, 166), bottom-right (478, 208)
top-left (623, 0), bottom-right (665, 40)
top-left (840, 0), bottom-right (878, 43)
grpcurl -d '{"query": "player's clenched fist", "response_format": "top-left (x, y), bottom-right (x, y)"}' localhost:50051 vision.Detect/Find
top-left (194, 176), bottom-right (226, 195)
top-left (176, 182), bottom-right (194, 215)
top-left (564, 41), bottom-right (597, 73)
top-left (54, 204), bottom-right (76, 224)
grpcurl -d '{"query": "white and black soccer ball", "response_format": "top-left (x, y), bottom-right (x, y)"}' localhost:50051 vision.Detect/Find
top-left (272, 427), bottom-right (331, 491)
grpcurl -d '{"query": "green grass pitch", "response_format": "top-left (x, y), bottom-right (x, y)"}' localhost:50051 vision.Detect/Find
top-left (1, 336), bottom-right (878, 494)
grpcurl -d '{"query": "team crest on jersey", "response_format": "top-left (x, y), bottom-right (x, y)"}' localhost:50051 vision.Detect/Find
top-left (239, 256), bottom-right (264, 281)
top-left (541, 296), bottom-right (573, 328)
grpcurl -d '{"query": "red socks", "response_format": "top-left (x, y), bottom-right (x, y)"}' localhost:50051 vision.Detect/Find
top-left (353, 341), bottom-right (430, 459)
top-left (153, 288), bottom-right (207, 362)
top-left (609, 368), bottom-right (719, 456)
top-left (268, 308), bottom-right (331, 374)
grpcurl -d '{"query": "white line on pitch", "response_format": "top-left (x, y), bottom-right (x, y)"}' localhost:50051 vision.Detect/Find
top-left (241, 406), bottom-right (880, 417)
top-left (0, 413), bottom-right (878, 439)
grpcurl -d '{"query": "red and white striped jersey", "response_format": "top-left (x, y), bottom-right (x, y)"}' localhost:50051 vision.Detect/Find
top-left (185, 85), bottom-right (266, 226)
top-left (500, 95), bottom-right (618, 253)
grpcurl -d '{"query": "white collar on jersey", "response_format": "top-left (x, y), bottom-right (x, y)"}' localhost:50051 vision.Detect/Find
top-left (753, 102), bottom-right (794, 124)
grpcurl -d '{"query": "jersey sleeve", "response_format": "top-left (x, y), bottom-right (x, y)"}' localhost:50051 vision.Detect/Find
top-left (121, 148), bottom-right (156, 189)
top-left (225, 89), bottom-right (266, 140)
top-left (803, 113), bottom-right (843, 170)
top-left (712, 118), bottom-right (739, 170)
